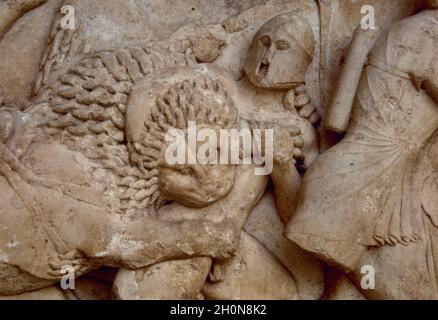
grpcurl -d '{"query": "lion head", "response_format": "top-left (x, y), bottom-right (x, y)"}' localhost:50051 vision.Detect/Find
top-left (126, 67), bottom-right (240, 209)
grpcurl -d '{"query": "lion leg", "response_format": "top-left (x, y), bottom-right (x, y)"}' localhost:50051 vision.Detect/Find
top-left (202, 232), bottom-right (298, 300)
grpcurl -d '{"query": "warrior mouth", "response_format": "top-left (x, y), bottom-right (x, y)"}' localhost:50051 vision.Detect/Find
top-left (257, 62), bottom-right (270, 77)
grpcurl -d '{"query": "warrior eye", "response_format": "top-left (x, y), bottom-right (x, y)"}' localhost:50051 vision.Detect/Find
top-left (276, 40), bottom-right (290, 51)
top-left (179, 168), bottom-right (192, 176)
top-left (259, 36), bottom-right (271, 47)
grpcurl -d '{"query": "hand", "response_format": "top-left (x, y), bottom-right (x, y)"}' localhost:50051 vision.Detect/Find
top-left (119, 217), bottom-right (242, 270)
top-left (272, 125), bottom-right (305, 165)
top-left (249, 120), bottom-right (304, 165)
top-left (283, 86), bottom-right (320, 126)
top-left (48, 250), bottom-right (95, 279)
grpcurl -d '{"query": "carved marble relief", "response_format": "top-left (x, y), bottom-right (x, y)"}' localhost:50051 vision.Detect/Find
top-left (0, 0), bottom-right (436, 300)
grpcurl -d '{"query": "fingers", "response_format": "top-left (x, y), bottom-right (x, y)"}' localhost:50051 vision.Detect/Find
top-left (287, 126), bottom-right (301, 137)
top-left (295, 93), bottom-right (311, 108)
top-left (309, 112), bottom-right (321, 125)
top-left (248, 120), bottom-right (268, 131)
top-left (293, 136), bottom-right (304, 148)
top-left (48, 264), bottom-right (92, 278)
top-left (283, 90), bottom-right (297, 113)
top-left (49, 257), bottom-right (87, 270)
top-left (209, 263), bottom-right (226, 283)
top-left (219, 247), bottom-right (234, 260)
top-left (47, 270), bottom-right (65, 277)
top-left (284, 85), bottom-right (321, 126)
top-left (274, 152), bottom-right (294, 164)
top-left (292, 148), bottom-right (304, 160)
top-left (244, 120), bottom-right (306, 165)
top-left (48, 264), bottom-right (81, 277)
top-left (295, 85), bottom-right (306, 95)
top-left (61, 250), bottom-right (80, 260)
top-left (299, 103), bottom-right (316, 119)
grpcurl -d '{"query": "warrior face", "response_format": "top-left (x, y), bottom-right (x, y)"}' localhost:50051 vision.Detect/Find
top-left (244, 13), bottom-right (315, 90)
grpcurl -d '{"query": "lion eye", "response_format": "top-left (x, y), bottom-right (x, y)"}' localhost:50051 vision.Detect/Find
top-left (179, 168), bottom-right (192, 176)
top-left (276, 40), bottom-right (290, 51)
top-left (259, 36), bottom-right (271, 47)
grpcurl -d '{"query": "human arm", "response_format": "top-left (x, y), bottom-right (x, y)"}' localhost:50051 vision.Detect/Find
top-left (325, 26), bottom-right (380, 133)
top-left (271, 158), bottom-right (302, 224)
top-left (86, 164), bottom-right (268, 269)
top-left (249, 120), bottom-right (305, 224)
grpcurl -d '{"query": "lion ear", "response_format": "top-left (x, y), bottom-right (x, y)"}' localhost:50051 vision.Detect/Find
top-left (421, 175), bottom-right (438, 228)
